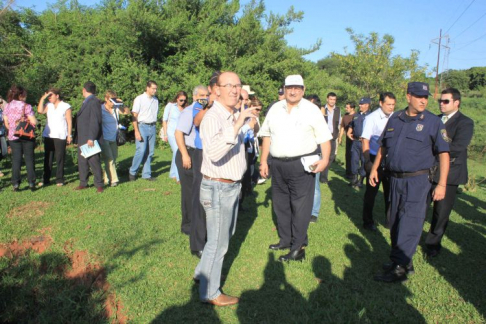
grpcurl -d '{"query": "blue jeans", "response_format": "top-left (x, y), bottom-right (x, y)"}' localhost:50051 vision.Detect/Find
top-left (129, 123), bottom-right (156, 179)
top-left (312, 172), bottom-right (321, 217)
top-left (167, 133), bottom-right (179, 181)
top-left (194, 178), bottom-right (241, 301)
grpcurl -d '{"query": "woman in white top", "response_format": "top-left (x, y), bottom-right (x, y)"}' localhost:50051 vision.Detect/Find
top-left (37, 88), bottom-right (72, 186)
top-left (162, 91), bottom-right (187, 183)
top-left (100, 90), bottom-right (129, 187)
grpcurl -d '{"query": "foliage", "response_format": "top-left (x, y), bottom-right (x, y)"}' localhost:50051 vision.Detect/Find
top-left (331, 28), bottom-right (427, 103)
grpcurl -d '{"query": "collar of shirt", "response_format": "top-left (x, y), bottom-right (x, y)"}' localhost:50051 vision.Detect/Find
top-left (398, 109), bottom-right (423, 122)
top-left (282, 100), bottom-right (302, 113)
top-left (443, 110), bottom-right (458, 121)
top-left (83, 94), bottom-right (94, 103)
top-left (212, 100), bottom-right (239, 123)
top-left (325, 104), bottom-right (336, 112)
top-left (378, 108), bottom-right (392, 119)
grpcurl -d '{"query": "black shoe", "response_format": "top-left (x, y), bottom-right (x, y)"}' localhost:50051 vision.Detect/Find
top-left (348, 175), bottom-right (358, 186)
top-left (13, 185), bottom-right (19, 192)
top-left (374, 264), bottom-right (408, 283)
top-left (382, 261), bottom-right (414, 275)
top-left (29, 183), bottom-right (36, 192)
top-left (191, 250), bottom-right (203, 259)
top-left (426, 249), bottom-right (440, 258)
top-left (278, 249), bottom-right (305, 262)
top-left (310, 216), bottom-right (318, 223)
top-left (129, 173), bottom-right (137, 181)
top-left (269, 243), bottom-right (290, 250)
top-left (144, 177), bottom-right (157, 181)
top-left (363, 223), bottom-right (377, 232)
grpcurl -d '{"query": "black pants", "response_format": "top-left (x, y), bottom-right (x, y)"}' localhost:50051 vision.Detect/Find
top-left (190, 148), bottom-right (206, 252)
top-left (272, 158), bottom-right (315, 251)
top-left (425, 183), bottom-right (458, 251)
top-left (9, 139), bottom-right (36, 186)
top-left (320, 139), bottom-right (336, 183)
top-left (240, 149), bottom-right (256, 206)
top-left (77, 149), bottom-right (103, 188)
top-left (175, 148), bottom-right (194, 235)
top-left (43, 137), bottom-right (67, 184)
top-left (363, 154), bottom-right (390, 227)
top-left (345, 137), bottom-right (353, 177)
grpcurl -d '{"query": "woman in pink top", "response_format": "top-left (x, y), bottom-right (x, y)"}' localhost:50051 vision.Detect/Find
top-left (3, 85), bottom-right (38, 191)
top-left (37, 88), bottom-right (72, 186)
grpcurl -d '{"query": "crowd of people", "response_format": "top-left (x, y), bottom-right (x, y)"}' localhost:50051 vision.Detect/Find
top-left (0, 73), bottom-right (474, 306)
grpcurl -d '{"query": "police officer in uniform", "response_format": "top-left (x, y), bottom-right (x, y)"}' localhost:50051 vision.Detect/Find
top-left (425, 88), bottom-right (474, 257)
top-left (347, 97), bottom-right (371, 188)
top-left (371, 82), bottom-right (450, 283)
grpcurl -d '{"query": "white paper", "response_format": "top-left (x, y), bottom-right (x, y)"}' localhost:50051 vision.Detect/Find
top-left (80, 140), bottom-right (102, 158)
top-left (301, 154), bottom-right (321, 173)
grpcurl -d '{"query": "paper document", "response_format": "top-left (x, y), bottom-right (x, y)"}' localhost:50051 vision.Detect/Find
top-left (79, 140), bottom-right (102, 158)
top-left (301, 154), bottom-right (321, 173)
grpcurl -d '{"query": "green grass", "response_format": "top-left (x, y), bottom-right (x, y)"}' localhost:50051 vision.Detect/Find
top-left (0, 143), bottom-right (485, 323)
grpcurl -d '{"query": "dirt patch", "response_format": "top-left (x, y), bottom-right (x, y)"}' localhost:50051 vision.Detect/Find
top-left (1, 235), bottom-right (127, 323)
top-left (7, 201), bottom-right (52, 219)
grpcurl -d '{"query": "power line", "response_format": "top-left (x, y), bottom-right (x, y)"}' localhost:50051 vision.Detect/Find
top-left (452, 11), bottom-right (486, 40)
top-left (445, 0), bottom-right (477, 34)
top-left (451, 31), bottom-right (486, 52)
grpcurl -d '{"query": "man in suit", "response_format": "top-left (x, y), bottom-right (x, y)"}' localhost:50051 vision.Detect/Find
top-left (425, 88), bottom-right (474, 257)
top-left (74, 81), bottom-right (104, 193)
top-left (321, 92), bottom-right (340, 184)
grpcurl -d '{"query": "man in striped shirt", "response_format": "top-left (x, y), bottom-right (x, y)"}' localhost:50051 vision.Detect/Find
top-left (193, 71), bottom-right (257, 307)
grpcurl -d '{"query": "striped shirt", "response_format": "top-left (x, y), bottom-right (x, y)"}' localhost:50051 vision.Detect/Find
top-left (200, 100), bottom-right (249, 181)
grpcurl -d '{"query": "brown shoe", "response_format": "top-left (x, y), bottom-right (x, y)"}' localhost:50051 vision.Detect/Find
top-left (96, 187), bottom-right (104, 193)
top-left (205, 294), bottom-right (239, 307)
top-left (74, 185), bottom-right (88, 190)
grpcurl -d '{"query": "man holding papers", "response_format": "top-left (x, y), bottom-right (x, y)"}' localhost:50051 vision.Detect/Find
top-left (74, 81), bottom-right (104, 193)
top-left (259, 75), bottom-right (332, 261)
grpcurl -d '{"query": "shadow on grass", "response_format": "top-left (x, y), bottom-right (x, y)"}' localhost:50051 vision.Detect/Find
top-left (0, 251), bottom-right (107, 323)
top-left (422, 191), bottom-right (486, 319)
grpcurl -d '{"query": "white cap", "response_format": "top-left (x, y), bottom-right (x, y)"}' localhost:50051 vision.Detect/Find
top-left (242, 85), bottom-right (255, 95)
top-left (285, 75), bottom-right (304, 87)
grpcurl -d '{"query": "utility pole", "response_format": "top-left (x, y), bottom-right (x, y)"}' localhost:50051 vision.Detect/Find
top-left (431, 30), bottom-right (450, 99)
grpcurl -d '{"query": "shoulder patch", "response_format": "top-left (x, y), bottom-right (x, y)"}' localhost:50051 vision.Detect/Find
top-left (387, 128), bottom-right (394, 132)
top-left (416, 124), bottom-right (424, 131)
top-left (441, 129), bottom-right (451, 142)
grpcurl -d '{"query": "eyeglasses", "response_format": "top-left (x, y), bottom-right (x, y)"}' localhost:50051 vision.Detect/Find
top-left (438, 99), bottom-right (451, 104)
top-left (219, 84), bottom-right (242, 90)
top-left (178, 99), bottom-right (186, 102)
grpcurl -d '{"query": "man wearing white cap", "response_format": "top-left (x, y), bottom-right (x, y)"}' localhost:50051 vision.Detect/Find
top-left (259, 74), bottom-right (332, 261)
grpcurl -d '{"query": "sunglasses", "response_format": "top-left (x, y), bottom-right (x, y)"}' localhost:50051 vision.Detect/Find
top-left (178, 99), bottom-right (186, 102)
top-left (438, 99), bottom-right (451, 104)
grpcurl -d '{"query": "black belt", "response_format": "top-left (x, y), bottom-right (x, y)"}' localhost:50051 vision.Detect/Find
top-left (140, 122), bottom-right (156, 126)
top-left (273, 151), bottom-right (319, 162)
top-left (389, 169), bottom-right (429, 178)
top-left (186, 146), bottom-right (195, 152)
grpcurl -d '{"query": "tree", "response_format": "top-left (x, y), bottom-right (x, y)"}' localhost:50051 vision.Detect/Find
top-left (331, 28), bottom-right (427, 101)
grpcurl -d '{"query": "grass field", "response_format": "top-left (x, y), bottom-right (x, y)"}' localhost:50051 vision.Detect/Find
top-left (0, 140), bottom-right (485, 323)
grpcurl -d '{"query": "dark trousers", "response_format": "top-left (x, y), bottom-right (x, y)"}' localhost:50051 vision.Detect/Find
top-left (240, 149), bottom-right (256, 206)
top-left (425, 184), bottom-right (458, 251)
top-left (363, 154), bottom-right (390, 227)
top-left (272, 158), bottom-right (315, 252)
top-left (389, 174), bottom-right (431, 266)
top-left (175, 148), bottom-right (194, 235)
top-left (190, 148), bottom-right (206, 252)
top-left (77, 149), bottom-right (103, 188)
top-left (345, 137), bottom-right (353, 177)
top-left (43, 137), bottom-right (67, 184)
top-left (9, 139), bottom-right (36, 186)
top-left (320, 139), bottom-right (336, 183)
top-left (350, 140), bottom-right (365, 176)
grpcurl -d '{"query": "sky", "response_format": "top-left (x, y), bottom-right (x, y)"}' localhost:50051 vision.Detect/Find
top-left (14, 0), bottom-right (486, 74)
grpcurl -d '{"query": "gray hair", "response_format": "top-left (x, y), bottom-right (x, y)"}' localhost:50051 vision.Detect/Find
top-left (193, 85), bottom-right (208, 97)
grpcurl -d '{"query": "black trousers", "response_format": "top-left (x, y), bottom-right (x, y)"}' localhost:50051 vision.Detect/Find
top-left (77, 149), bottom-right (103, 188)
top-left (272, 158), bottom-right (315, 251)
top-left (43, 137), bottom-right (67, 184)
top-left (240, 149), bottom-right (256, 206)
top-left (175, 148), bottom-right (194, 235)
top-left (425, 184), bottom-right (458, 251)
top-left (190, 148), bottom-right (206, 252)
top-left (9, 139), bottom-right (36, 186)
top-left (345, 137), bottom-right (353, 177)
top-left (320, 139), bottom-right (336, 183)
top-left (363, 154), bottom-right (390, 227)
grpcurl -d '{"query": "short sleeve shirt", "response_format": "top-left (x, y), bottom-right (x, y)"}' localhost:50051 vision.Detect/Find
top-left (42, 101), bottom-right (71, 139)
top-left (176, 103), bottom-right (196, 148)
top-left (379, 109), bottom-right (449, 172)
top-left (4, 100), bottom-right (35, 141)
top-left (349, 111), bottom-right (370, 138)
top-left (101, 104), bottom-right (118, 142)
top-left (132, 93), bottom-right (159, 124)
top-left (193, 102), bottom-right (204, 149)
top-left (361, 108), bottom-right (392, 155)
top-left (162, 103), bottom-right (182, 136)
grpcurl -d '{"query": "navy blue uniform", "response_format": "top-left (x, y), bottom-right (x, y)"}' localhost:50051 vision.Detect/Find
top-left (349, 111), bottom-right (369, 177)
top-left (380, 109), bottom-right (449, 266)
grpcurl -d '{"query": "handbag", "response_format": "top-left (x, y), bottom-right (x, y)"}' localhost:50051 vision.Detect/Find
top-left (114, 108), bottom-right (126, 146)
top-left (14, 103), bottom-right (36, 140)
